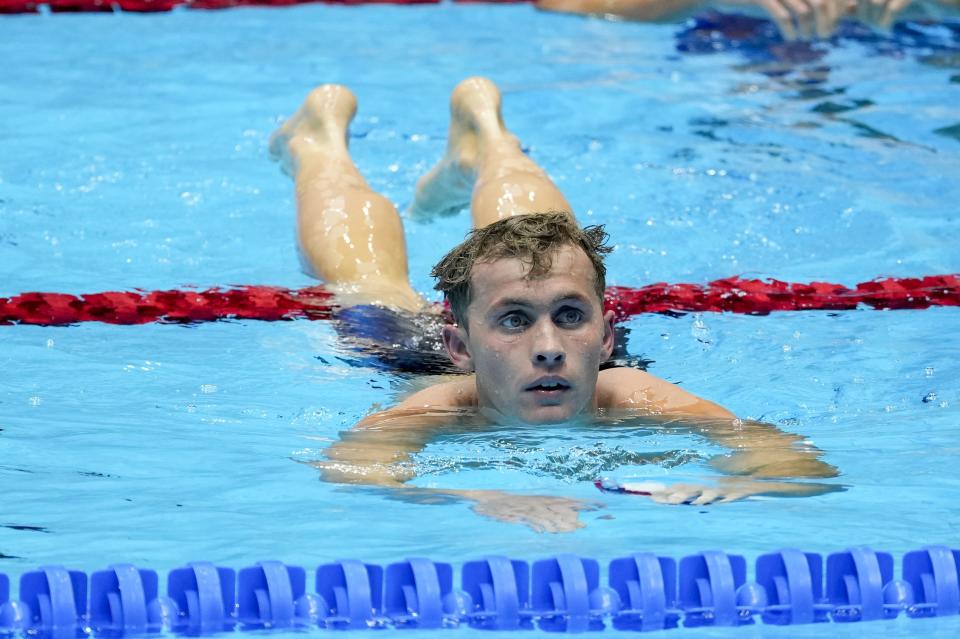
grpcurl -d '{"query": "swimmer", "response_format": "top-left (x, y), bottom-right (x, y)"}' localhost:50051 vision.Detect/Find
top-left (271, 77), bottom-right (840, 533)
top-left (535, 0), bottom-right (960, 43)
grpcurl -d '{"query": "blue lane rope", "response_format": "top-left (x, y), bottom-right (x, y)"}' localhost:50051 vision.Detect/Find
top-left (1, 547), bottom-right (958, 635)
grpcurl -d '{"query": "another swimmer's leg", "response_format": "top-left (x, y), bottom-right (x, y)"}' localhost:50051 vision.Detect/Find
top-left (270, 85), bottom-right (425, 311)
top-left (412, 77), bottom-right (573, 228)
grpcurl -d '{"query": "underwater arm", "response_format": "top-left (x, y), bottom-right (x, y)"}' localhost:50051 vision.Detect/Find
top-left (317, 379), bottom-right (476, 487)
top-left (316, 382), bottom-right (599, 532)
top-left (318, 407), bottom-right (438, 487)
top-left (683, 416), bottom-right (839, 480)
top-left (603, 367), bottom-right (841, 503)
top-left (680, 416), bottom-right (842, 502)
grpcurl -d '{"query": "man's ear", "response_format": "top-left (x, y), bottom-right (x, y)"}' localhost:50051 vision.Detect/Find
top-left (442, 324), bottom-right (474, 372)
top-left (601, 309), bottom-right (616, 360)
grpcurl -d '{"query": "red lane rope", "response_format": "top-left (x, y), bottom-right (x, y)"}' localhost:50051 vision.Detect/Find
top-left (605, 274), bottom-right (960, 320)
top-left (2, 275), bottom-right (957, 326)
top-left (0, 0), bottom-right (520, 14)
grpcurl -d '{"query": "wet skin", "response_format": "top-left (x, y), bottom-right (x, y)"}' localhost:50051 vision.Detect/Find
top-left (319, 246), bottom-right (840, 528)
top-left (442, 245), bottom-right (615, 424)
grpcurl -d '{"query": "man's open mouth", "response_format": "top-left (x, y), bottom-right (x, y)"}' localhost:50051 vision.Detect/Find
top-left (525, 377), bottom-right (571, 394)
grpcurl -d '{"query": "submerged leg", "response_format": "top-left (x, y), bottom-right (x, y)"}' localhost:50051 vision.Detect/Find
top-left (271, 85), bottom-right (425, 311)
top-left (412, 77), bottom-right (574, 229)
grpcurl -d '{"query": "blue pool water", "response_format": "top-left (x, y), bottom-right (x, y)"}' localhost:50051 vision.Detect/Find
top-left (2, 4), bottom-right (960, 637)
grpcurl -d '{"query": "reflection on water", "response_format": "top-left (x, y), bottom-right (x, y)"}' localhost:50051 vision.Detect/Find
top-left (402, 414), bottom-right (712, 483)
top-left (414, 440), bottom-right (705, 482)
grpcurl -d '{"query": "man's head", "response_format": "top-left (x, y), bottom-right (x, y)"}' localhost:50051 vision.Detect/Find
top-left (431, 213), bottom-right (616, 424)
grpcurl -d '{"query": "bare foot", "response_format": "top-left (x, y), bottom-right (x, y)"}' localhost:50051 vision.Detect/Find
top-left (410, 77), bottom-right (518, 220)
top-left (269, 84), bottom-right (358, 178)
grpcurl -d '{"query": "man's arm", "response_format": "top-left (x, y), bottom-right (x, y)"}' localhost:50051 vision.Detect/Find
top-left (318, 379), bottom-right (474, 487)
top-left (598, 367), bottom-right (841, 503)
top-left (316, 378), bottom-right (599, 533)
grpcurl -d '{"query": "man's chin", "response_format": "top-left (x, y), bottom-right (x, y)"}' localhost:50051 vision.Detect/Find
top-left (518, 405), bottom-right (579, 425)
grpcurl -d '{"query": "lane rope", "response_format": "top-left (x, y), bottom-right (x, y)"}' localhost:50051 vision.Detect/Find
top-left (0, 0), bottom-right (491, 15)
top-left (0, 546), bottom-right (957, 632)
top-left (1, 274), bottom-right (957, 326)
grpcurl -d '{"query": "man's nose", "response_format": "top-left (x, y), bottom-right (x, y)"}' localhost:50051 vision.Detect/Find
top-left (532, 323), bottom-right (565, 366)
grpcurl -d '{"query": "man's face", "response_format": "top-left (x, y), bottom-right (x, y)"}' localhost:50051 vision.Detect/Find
top-left (442, 245), bottom-right (615, 424)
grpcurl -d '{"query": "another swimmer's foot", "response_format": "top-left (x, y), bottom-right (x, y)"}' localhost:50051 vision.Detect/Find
top-left (269, 85), bottom-right (357, 177)
top-left (410, 77), bottom-right (518, 221)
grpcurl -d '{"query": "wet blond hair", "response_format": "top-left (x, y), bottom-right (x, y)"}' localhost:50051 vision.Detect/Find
top-left (431, 212), bottom-right (612, 328)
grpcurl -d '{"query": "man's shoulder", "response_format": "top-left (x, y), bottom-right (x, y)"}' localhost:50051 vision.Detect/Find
top-left (597, 367), bottom-right (735, 418)
top-left (396, 375), bottom-right (477, 410)
top-left (596, 367), bottom-right (664, 407)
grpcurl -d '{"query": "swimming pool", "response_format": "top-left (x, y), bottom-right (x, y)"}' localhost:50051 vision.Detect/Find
top-left (2, 3), bottom-right (959, 636)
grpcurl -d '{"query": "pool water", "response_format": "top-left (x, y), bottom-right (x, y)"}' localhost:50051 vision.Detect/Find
top-left (2, 4), bottom-right (960, 637)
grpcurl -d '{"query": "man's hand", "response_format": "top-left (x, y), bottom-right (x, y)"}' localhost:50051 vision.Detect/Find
top-left (720, 0), bottom-right (849, 40)
top-left (644, 477), bottom-right (843, 505)
top-left (456, 489), bottom-right (603, 533)
top-left (645, 481), bottom-right (752, 505)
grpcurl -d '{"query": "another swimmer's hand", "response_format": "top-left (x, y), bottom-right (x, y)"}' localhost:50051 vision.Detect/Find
top-left (535, 0), bottom-right (705, 22)
top-left (719, 0), bottom-right (849, 40)
top-left (455, 489), bottom-right (603, 533)
top-left (853, 0), bottom-right (912, 30)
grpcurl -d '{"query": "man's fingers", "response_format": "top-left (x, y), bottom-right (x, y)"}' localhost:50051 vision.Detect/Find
top-left (855, 0), bottom-right (869, 22)
top-left (811, 0), bottom-right (841, 38)
top-left (802, 0), bottom-right (829, 39)
top-left (641, 482), bottom-right (763, 506)
top-left (692, 489), bottom-right (722, 505)
top-left (880, 0), bottom-right (911, 29)
top-left (575, 499), bottom-right (605, 512)
top-left (661, 485), bottom-right (702, 504)
top-left (525, 519), bottom-right (547, 534)
top-left (859, 0), bottom-right (886, 25)
top-left (760, 0), bottom-right (800, 40)
top-left (538, 506), bottom-right (585, 533)
top-left (467, 494), bottom-right (599, 533)
top-left (783, 0), bottom-right (815, 39)
top-left (855, 0), bottom-right (910, 31)
top-left (666, 492), bottom-right (691, 505)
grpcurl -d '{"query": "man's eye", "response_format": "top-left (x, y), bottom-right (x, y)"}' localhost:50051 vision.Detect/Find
top-left (499, 314), bottom-right (529, 329)
top-left (557, 309), bottom-right (584, 325)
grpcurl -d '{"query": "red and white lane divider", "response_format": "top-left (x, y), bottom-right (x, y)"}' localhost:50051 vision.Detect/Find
top-left (1, 274), bottom-right (957, 326)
